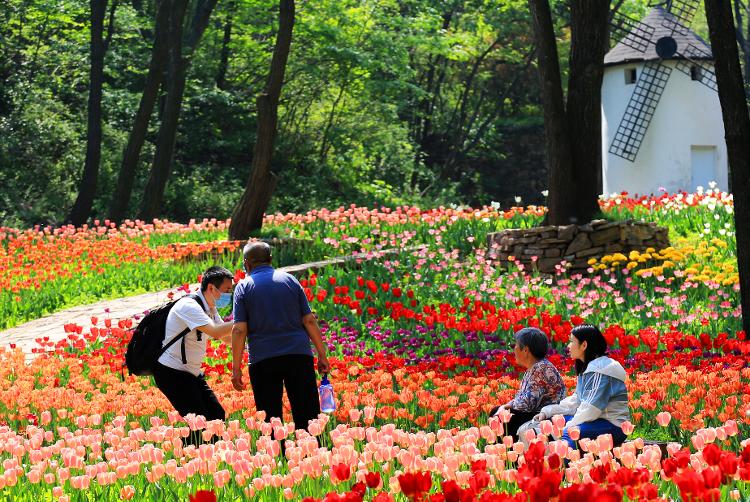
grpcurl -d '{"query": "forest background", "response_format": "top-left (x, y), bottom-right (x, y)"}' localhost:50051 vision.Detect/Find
top-left (1, 0), bottom-right (748, 227)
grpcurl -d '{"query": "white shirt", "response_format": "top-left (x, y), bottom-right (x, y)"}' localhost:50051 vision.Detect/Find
top-left (157, 290), bottom-right (220, 376)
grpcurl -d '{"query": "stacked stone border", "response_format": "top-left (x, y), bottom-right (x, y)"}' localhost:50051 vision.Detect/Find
top-left (487, 219), bottom-right (669, 274)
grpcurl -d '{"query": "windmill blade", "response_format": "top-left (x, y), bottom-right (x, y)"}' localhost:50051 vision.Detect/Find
top-left (675, 43), bottom-right (719, 92)
top-left (661, 0), bottom-right (700, 36)
top-left (610, 11), bottom-right (655, 53)
top-left (609, 61), bottom-right (673, 162)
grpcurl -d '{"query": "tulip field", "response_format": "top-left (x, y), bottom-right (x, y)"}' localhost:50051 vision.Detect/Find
top-left (1, 189), bottom-right (749, 501)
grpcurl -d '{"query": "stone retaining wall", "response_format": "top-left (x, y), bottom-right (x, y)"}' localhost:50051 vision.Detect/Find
top-left (487, 219), bottom-right (669, 274)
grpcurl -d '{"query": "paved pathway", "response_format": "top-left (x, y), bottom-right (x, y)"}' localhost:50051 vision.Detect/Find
top-left (0, 284), bottom-right (190, 363)
top-left (0, 245), bottom-right (425, 363)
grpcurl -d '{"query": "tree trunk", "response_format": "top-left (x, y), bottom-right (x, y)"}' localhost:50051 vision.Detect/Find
top-left (705, 0), bottom-right (750, 336)
top-left (137, 0), bottom-right (218, 221)
top-left (734, 0), bottom-right (749, 88)
top-left (108, 0), bottom-right (170, 222)
top-left (138, 0), bottom-right (189, 221)
top-left (527, 0), bottom-right (575, 225)
top-left (229, 0), bottom-right (295, 240)
top-left (68, 0), bottom-right (108, 226)
top-left (216, 0), bottom-right (235, 90)
top-left (566, 0), bottom-right (609, 221)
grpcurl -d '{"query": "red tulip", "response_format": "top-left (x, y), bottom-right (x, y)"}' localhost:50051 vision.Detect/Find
top-left (189, 490), bottom-right (217, 502)
top-left (440, 480), bottom-right (462, 502)
top-left (365, 471), bottom-right (381, 489)
top-left (332, 463), bottom-right (351, 482)
top-left (702, 443), bottom-right (722, 466)
top-left (398, 471), bottom-right (432, 500)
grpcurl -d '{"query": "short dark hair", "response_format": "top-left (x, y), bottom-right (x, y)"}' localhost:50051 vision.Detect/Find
top-left (200, 266), bottom-right (233, 292)
top-left (243, 241), bottom-right (272, 266)
top-left (571, 324), bottom-right (608, 375)
top-left (514, 327), bottom-right (549, 360)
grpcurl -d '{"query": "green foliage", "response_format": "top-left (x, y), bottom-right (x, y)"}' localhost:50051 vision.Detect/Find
top-left (0, 0), bottom-right (727, 226)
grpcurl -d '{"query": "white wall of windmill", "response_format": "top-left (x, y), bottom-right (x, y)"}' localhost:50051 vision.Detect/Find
top-left (601, 60), bottom-right (728, 196)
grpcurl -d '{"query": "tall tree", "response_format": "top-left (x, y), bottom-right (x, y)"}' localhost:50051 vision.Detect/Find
top-left (527, 0), bottom-right (574, 225)
top-left (109, 0), bottom-right (170, 223)
top-left (138, 0), bottom-right (219, 221)
top-left (732, 0), bottom-right (749, 88)
top-left (527, 0), bottom-right (610, 225)
top-left (138, 0), bottom-right (189, 221)
top-left (566, 0), bottom-right (609, 219)
top-left (229, 0), bottom-right (295, 239)
top-left (705, 0), bottom-right (750, 335)
top-left (216, 0), bottom-right (236, 90)
top-left (68, 0), bottom-right (114, 226)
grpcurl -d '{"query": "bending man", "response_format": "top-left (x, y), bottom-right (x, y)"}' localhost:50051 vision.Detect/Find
top-left (231, 242), bottom-right (330, 434)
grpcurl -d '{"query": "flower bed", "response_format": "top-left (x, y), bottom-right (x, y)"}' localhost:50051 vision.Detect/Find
top-left (1, 190), bottom-right (749, 500)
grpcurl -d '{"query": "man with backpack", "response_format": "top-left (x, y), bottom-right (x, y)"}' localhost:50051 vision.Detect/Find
top-left (152, 266), bottom-right (235, 426)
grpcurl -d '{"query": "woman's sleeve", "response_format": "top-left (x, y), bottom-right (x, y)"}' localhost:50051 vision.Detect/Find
top-left (540, 392), bottom-right (580, 417)
top-left (565, 374), bottom-right (611, 428)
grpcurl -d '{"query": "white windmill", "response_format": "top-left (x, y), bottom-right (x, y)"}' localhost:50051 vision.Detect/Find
top-left (602, 0), bottom-right (729, 196)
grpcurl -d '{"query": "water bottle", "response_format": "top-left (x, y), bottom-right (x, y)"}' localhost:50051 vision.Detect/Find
top-left (319, 373), bottom-right (336, 413)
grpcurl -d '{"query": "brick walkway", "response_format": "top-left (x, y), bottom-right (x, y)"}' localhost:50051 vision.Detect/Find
top-left (0, 284), bottom-right (190, 363)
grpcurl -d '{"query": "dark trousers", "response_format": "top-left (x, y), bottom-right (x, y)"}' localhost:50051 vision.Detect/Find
top-left (153, 362), bottom-right (226, 423)
top-left (489, 406), bottom-right (537, 442)
top-left (249, 354), bottom-right (320, 433)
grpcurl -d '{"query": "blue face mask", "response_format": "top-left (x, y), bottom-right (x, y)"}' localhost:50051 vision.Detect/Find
top-left (215, 292), bottom-right (232, 309)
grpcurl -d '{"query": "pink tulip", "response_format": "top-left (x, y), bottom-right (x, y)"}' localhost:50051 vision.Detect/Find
top-left (551, 414), bottom-right (566, 429)
top-left (724, 420), bottom-right (739, 436)
top-left (621, 451), bottom-right (636, 468)
top-left (691, 434), bottom-right (705, 451)
top-left (497, 408), bottom-right (512, 423)
top-left (620, 420), bottom-right (635, 435)
top-left (540, 420), bottom-right (553, 436)
top-left (716, 426), bottom-right (728, 441)
top-left (26, 470), bottom-right (41, 484)
top-left (363, 406), bottom-right (376, 424)
top-left (120, 485), bottom-right (135, 500)
top-left (597, 434), bottom-right (613, 452)
top-left (656, 411), bottom-right (672, 427)
top-left (703, 427), bottom-right (717, 443)
top-left (567, 427), bottom-right (580, 441)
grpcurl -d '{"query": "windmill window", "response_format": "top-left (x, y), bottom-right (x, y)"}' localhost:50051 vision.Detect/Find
top-left (690, 65), bottom-right (702, 81)
top-left (625, 68), bottom-right (637, 85)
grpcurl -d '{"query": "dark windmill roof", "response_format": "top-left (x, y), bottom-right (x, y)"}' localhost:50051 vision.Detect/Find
top-left (604, 6), bottom-right (713, 67)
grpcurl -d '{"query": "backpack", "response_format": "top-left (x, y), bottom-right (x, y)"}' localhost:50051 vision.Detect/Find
top-left (125, 294), bottom-right (207, 376)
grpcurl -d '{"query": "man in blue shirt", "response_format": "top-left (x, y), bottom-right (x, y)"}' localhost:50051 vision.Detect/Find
top-left (231, 241), bottom-right (330, 434)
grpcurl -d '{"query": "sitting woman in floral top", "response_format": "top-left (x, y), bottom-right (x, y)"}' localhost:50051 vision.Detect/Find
top-left (490, 327), bottom-right (566, 440)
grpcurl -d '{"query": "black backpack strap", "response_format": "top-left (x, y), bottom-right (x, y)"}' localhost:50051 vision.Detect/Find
top-left (158, 326), bottom-right (191, 360)
top-left (187, 294), bottom-right (208, 342)
top-left (174, 294), bottom-right (210, 363)
top-left (181, 331), bottom-right (188, 365)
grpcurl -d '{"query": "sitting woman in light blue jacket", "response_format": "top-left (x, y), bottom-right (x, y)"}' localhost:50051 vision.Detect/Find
top-left (532, 324), bottom-right (630, 448)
